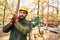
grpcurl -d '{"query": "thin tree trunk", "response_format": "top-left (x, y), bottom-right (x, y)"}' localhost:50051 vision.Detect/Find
top-left (3, 0), bottom-right (7, 27)
top-left (15, 0), bottom-right (20, 15)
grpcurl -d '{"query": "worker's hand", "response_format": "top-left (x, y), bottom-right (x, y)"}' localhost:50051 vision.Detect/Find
top-left (10, 14), bottom-right (18, 24)
top-left (32, 22), bottom-right (35, 24)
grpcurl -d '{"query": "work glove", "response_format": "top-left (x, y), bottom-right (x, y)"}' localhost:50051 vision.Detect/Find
top-left (10, 14), bottom-right (18, 24)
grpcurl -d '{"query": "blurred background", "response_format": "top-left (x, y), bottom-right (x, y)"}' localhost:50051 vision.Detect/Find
top-left (0, 0), bottom-right (60, 40)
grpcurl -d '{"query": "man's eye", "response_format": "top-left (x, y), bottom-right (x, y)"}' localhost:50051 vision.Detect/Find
top-left (23, 12), bottom-right (26, 14)
top-left (20, 12), bottom-right (22, 13)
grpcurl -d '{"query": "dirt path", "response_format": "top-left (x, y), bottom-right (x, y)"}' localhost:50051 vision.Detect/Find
top-left (0, 27), bottom-right (60, 40)
top-left (0, 27), bottom-right (10, 40)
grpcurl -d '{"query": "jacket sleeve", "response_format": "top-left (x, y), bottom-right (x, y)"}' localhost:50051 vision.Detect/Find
top-left (3, 23), bottom-right (12, 33)
top-left (14, 22), bottom-right (32, 35)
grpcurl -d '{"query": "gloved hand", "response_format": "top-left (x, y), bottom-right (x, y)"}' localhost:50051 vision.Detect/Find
top-left (10, 14), bottom-right (18, 24)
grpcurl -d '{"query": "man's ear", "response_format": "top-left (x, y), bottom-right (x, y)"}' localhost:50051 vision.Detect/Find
top-left (26, 14), bottom-right (27, 16)
top-left (26, 13), bottom-right (28, 16)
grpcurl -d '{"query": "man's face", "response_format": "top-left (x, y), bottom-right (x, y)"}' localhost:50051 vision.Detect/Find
top-left (19, 10), bottom-right (27, 19)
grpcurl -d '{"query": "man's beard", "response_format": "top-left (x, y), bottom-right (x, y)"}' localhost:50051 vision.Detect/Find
top-left (18, 15), bottom-right (26, 20)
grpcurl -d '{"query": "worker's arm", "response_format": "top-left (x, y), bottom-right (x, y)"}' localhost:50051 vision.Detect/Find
top-left (3, 23), bottom-right (12, 33)
top-left (14, 22), bottom-right (32, 35)
top-left (3, 14), bottom-right (18, 33)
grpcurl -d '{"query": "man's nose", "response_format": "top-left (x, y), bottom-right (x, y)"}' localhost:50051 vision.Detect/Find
top-left (20, 13), bottom-right (23, 15)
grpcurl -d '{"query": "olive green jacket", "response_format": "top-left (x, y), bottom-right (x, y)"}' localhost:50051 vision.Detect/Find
top-left (3, 19), bottom-right (33, 40)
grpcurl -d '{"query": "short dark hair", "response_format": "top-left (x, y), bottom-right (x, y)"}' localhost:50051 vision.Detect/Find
top-left (19, 9), bottom-right (28, 14)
